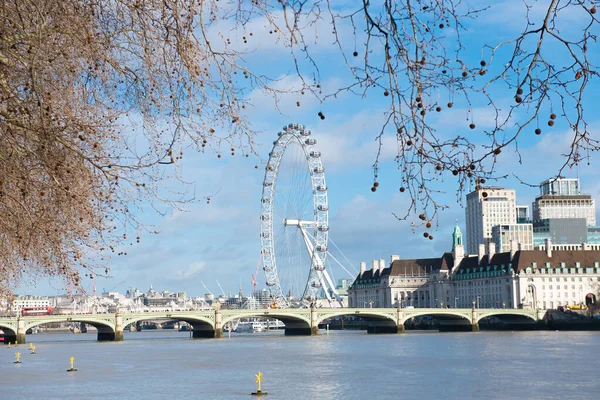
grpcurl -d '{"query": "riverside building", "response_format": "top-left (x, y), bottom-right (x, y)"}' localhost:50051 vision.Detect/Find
top-left (348, 225), bottom-right (600, 310)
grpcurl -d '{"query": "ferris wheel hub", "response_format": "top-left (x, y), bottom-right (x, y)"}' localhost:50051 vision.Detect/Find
top-left (284, 219), bottom-right (316, 227)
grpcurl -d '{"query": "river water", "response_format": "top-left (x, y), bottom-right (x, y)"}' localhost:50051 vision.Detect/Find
top-left (1, 329), bottom-right (599, 399)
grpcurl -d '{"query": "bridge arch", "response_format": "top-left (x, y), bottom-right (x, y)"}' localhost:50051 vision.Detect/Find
top-left (221, 309), bottom-right (313, 335)
top-left (0, 321), bottom-right (17, 343)
top-left (121, 313), bottom-right (216, 338)
top-left (474, 310), bottom-right (538, 324)
top-left (20, 316), bottom-right (115, 332)
top-left (315, 309), bottom-right (399, 334)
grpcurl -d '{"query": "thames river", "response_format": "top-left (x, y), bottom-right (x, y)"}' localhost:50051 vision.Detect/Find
top-left (1, 329), bottom-right (599, 399)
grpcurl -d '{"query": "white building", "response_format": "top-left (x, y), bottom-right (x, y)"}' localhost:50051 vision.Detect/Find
top-left (348, 225), bottom-right (600, 311)
top-left (8, 296), bottom-right (54, 314)
top-left (532, 178), bottom-right (596, 226)
top-left (466, 187), bottom-right (517, 254)
top-left (492, 224), bottom-right (534, 252)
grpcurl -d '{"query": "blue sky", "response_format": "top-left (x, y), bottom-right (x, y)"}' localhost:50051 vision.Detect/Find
top-left (17, 0), bottom-right (600, 297)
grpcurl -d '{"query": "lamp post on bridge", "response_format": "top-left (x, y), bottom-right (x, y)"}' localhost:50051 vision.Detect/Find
top-left (472, 299), bottom-right (476, 310)
top-left (435, 298), bottom-right (438, 308)
top-left (477, 295), bottom-right (481, 309)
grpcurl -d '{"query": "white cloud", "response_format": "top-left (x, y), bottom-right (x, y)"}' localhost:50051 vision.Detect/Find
top-left (175, 261), bottom-right (207, 280)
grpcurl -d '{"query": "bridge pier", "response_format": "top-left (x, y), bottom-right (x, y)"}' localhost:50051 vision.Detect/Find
top-left (16, 318), bottom-right (26, 344)
top-left (396, 309), bottom-right (405, 334)
top-left (310, 304), bottom-right (318, 336)
top-left (214, 308), bottom-right (223, 338)
top-left (114, 313), bottom-right (124, 341)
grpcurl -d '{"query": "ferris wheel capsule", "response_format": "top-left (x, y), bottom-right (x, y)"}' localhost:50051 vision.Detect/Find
top-left (309, 151), bottom-right (321, 158)
top-left (301, 129), bottom-right (311, 136)
top-left (305, 138), bottom-right (316, 145)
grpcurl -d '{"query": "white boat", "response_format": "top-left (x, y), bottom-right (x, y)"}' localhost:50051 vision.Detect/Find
top-left (236, 321), bottom-right (264, 333)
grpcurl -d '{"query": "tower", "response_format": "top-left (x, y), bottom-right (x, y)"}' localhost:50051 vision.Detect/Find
top-left (451, 222), bottom-right (465, 277)
top-left (452, 222), bottom-right (463, 250)
top-left (465, 187), bottom-right (516, 254)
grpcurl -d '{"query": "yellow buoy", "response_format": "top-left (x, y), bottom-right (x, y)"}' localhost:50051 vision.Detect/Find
top-left (29, 344), bottom-right (36, 354)
top-left (67, 356), bottom-right (77, 372)
top-left (251, 371), bottom-right (268, 396)
top-left (14, 352), bottom-right (22, 364)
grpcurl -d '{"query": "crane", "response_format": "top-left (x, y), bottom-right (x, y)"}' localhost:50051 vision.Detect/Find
top-left (251, 253), bottom-right (262, 295)
top-left (200, 281), bottom-right (213, 296)
top-left (102, 280), bottom-right (126, 294)
top-left (216, 280), bottom-right (226, 297)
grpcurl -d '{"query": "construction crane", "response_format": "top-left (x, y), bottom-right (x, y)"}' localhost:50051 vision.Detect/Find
top-left (216, 280), bottom-right (226, 297)
top-left (200, 281), bottom-right (213, 296)
top-left (102, 280), bottom-right (126, 294)
top-left (251, 253), bottom-right (262, 295)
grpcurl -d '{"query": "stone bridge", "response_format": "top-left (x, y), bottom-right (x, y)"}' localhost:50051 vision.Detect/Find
top-left (0, 307), bottom-right (544, 343)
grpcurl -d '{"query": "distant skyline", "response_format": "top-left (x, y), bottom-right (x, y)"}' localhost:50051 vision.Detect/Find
top-left (14, 0), bottom-right (600, 298)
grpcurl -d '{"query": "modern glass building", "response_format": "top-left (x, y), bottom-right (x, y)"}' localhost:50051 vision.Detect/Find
top-left (493, 224), bottom-right (534, 252)
top-left (532, 178), bottom-right (596, 226)
top-left (533, 218), bottom-right (587, 246)
top-left (516, 205), bottom-right (529, 223)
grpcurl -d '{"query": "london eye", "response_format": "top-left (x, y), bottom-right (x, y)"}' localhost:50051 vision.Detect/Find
top-left (259, 123), bottom-right (342, 308)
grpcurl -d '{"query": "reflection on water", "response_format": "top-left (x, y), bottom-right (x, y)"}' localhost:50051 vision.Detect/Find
top-left (1, 330), bottom-right (599, 399)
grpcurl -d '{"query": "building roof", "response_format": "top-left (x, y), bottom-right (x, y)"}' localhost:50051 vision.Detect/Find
top-left (352, 249), bottom-right (600, 285)
top-left (352, 253), bottom-right (455, 283)
top-left (454, 249), bottom-right (600, 273)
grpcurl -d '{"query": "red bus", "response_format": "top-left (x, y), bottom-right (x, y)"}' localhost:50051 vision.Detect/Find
top-left (21, 307), bottom-right (53, 316)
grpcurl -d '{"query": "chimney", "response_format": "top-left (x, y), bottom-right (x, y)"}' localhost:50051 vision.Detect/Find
top-left (510, 240), bottom-right (517, 261)
top-left (391, 254), bottom-right (400, 263)
top-left (545, 238), bottom-right (552, 257)
top-left (379, 259), bottom-right (386, 274)
top-left (360, 262), bottom-right (366, 277)
top-left (372, 260), bottom-right (378, 274)
top-left (487, 242), bottom-right (496, 259)
top-left (478, 244), bottom-right (486, 263)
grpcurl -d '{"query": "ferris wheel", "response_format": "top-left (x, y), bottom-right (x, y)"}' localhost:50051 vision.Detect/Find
top-left (259, 123), bottom-right (342, 308)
